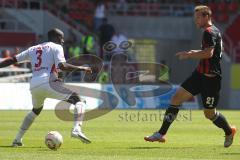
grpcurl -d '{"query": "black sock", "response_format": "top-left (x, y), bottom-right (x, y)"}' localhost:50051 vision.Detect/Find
top-left (211, 112), bottom-right (232, 135)
top-left (158, 105), bottom-right (180, 135)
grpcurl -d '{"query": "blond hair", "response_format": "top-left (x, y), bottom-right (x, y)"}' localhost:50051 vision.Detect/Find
top-left (194, 5), bottom-right (212, 17)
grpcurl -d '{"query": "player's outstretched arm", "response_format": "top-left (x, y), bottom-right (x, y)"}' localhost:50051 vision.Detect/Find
top-left (58, 62), bottom-right (92, 73)
top-left (176, 47), bottom-right (214, 60)
top-left (0, 57), bottom-right (17, 68)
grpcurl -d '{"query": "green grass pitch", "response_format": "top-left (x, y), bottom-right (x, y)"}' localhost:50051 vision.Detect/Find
top-left (0, 110), bottom-right (240, 160)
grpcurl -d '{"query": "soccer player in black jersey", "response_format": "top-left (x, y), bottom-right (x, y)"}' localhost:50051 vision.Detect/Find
top-left (144, 5), bottom-right (236, 147)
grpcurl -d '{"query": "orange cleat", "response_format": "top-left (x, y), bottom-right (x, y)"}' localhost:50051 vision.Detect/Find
top-left (224, 126), bottom-right (236, 148)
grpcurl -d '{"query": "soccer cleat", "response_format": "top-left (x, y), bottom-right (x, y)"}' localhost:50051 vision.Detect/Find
top-left (71, 129), bottom-right (91, 144)
top-left (12, 139), bottom-right (24, 147)
top-left (144, 132), bottom-right (166, 143)
top-left (224, 126), bottom-right (236, 148)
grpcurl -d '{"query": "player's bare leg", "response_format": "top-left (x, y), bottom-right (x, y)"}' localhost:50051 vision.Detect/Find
top-left (203, 108), bottom-right (236, 147)
top-left (144, 87), bottom-right (193, 142)
top-left (12, 107), bottom-right (42, 147)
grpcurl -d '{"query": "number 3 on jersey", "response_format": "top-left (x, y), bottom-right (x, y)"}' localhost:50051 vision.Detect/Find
top-left (35, 49), bottom-right (42, 68)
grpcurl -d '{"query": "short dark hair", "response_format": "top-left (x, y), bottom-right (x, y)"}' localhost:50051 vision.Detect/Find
top-left (48, 28), bottom-right (64, 41)
top-left (195, 5), bottom-right (212, 17)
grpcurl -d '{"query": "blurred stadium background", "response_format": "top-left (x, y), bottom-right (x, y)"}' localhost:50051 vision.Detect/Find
top-left (0, 0), bottom-right (239, 110)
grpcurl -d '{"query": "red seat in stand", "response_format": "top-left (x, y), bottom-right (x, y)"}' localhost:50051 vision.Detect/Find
top-left (228, 2), bottom-right (238, 13)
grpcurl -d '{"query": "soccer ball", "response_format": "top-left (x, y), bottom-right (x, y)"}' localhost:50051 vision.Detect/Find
top-left (45, 131), bottom-right (63, 150)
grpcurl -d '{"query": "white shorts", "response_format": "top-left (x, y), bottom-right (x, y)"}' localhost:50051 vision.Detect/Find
top-left (30, 81), bottom-right (73, 109)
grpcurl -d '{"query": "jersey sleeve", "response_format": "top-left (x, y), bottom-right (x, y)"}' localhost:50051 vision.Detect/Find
top-left (15, 49), bottom-right (30, 63)
top-left (54, 45), bottom-right (66, 67)
top-left (203, 30), bottom-right (215, 48)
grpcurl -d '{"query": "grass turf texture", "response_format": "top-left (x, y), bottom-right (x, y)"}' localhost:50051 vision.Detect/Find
top-left (0, 110), bottom-right (240, 160)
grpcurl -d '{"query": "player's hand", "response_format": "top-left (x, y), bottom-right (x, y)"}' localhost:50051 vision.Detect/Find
top-left (176, 51), bottom-right (190, 60)
top-left (84, 67), bottom-right (92, 74)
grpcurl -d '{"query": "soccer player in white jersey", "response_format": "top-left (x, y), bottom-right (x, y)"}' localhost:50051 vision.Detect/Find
top-left (0, 28), bottom-right (92, 146)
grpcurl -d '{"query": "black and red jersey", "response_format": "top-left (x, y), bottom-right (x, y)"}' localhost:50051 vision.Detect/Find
top-left (196, 25), bottom-right (222, 75)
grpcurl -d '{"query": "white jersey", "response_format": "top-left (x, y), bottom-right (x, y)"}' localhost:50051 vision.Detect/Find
top-left (16, 42), bottom-right (66, 89)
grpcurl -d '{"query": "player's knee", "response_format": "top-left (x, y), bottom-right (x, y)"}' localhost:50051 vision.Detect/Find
top-left (203, 110), bottom-right (215, 120)
top-left (171, 94), bottom-right (183, 105)
top-left (32, 107), bottom-right (43, 116)
top-left (67, 93), bottom-right (80, 105)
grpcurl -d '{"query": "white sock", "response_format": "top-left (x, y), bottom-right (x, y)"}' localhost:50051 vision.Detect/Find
top-left (73, 102), bottom-right (86, 131)
top-left (15, 111), bottom-right (37, 141)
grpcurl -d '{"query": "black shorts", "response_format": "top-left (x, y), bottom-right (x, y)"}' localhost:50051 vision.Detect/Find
top-left (181, 71), bottom-right (221, 109)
